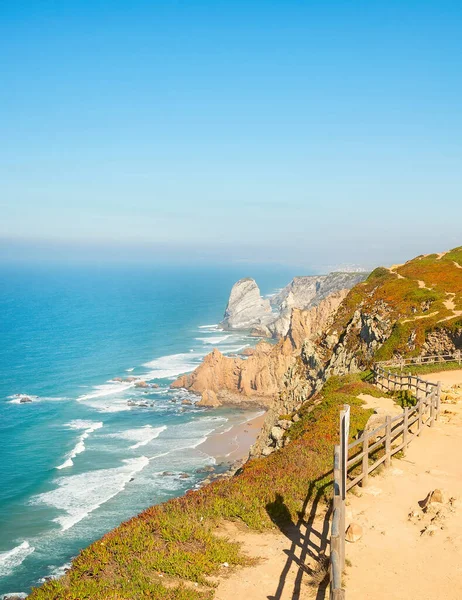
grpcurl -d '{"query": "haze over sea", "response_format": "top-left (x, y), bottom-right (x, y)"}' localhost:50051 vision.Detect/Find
top-left (0, 262), bottom-right (301, 596)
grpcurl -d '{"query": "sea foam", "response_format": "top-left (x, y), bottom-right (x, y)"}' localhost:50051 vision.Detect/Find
top-left (195, 335), bottom-right (233, 344)
top-left (0, 541), bottom-right (35, 578)
top-left (143, 352), bottom-right (205, 380)
top-left (32, 456), bottom-right (149, 531)
top-left (76, 381), bottom-right (135, 413)
top-left (56, 421), bottom-right (103, 470)
top-left (38, 561), bottom-right (72, 583)
top-left (105, 425), bottom-right (167, 449)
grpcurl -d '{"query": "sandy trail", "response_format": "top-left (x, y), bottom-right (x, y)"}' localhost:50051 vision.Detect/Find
top-left (213, 516), bottom-right (330, 600)
top-left (401, 310), bottom-right (438, 324)
top-left (438, 293), bottom-right (462, 323)
top-left (417, 279), bottom-right (431, 290)
top-left (345, 370), bottom-right (462, 600)
top-left (212, 371), bottom-right (462, 600)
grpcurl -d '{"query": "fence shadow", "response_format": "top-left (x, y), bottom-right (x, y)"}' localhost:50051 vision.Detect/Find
top-left (266, 471), bottom-right (333, 600)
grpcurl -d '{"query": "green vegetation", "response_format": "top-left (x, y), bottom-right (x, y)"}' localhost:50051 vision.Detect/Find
top-left (30, 375), bottom-right (375, 600)
top-left (396, 389), bottom-right (417, 408)
top-left (327, 245), bottom-right (462, 362)
top-left (389, 360), bottom-right (462, 376)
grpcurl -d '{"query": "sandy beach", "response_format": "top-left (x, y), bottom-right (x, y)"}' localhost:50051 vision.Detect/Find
top-left (198, 411), bottom-right (267, 463)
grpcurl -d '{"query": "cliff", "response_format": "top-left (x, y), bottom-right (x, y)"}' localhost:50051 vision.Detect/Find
top-left (221, 278), bottom-right (272, 330)
top-left (221, 271), bottom-right (368, 337)
top-left (174, 246), bottom-right (462, 456)
top-left (172, 289), bottom-right (348, 407)
top-left (252, 247), bottom-right (462, 456)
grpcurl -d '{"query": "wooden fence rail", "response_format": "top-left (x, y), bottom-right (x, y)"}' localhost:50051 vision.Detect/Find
top-left (378, 350), bottom-right (461, 369)
top-left (329, 362), bottom-right (443, 599)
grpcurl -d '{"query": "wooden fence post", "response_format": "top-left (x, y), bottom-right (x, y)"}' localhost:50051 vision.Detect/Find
top-left (436, 381), bottom-right (441, 419)
top-left (385, 415), bottom-right (391, 468)
top-left (333, 444), bottom-right (343, 565)
top-left (417, 400), bottom-right (423, 436)
top-left (362, 430), bottom-right (369, 487)
top-left (429, 392), bottom-right (435, 427)
top-left (403, 406), bottom-right (408, 450)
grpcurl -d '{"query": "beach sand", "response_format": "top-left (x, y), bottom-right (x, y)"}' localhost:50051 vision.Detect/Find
top-left (198, 411), bottom-right (267, 463)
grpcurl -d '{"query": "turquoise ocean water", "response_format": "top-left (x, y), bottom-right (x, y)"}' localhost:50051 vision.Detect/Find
top-left (0, 263), bottom-right (299, 596)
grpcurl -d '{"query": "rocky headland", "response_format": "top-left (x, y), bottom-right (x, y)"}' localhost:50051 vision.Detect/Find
top-left (173, 249), bottom-right (462, 456)
top-left (221, 271), bottom-right (368, 338)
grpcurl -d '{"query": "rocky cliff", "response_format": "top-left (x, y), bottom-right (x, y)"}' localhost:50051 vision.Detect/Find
top-left (172, 289), bottom-right (348, 407)
top-left (251, 247), bottom-right (462, 456)
top-left (221, 278), bottom-right (272, 330)
top-left (221, 271), bottom-right (368, 337)
top-left (174, 247), bottom-right (462, 457)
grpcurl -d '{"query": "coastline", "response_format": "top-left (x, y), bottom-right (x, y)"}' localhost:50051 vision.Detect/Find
top-left (198, 410), bottom-right (266, 464)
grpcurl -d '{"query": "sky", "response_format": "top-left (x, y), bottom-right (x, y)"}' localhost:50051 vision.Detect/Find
top-left (1, 0), bottom-right (461, 269)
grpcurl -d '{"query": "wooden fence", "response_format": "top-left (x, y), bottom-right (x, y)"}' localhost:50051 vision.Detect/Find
top-left (329, 364), bottom-right (443, 599)
top-left (378, 350), bottom-right (461, 370)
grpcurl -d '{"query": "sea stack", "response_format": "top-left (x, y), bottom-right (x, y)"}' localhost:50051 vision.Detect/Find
top-left (221, 278), bottom-right (272, 330)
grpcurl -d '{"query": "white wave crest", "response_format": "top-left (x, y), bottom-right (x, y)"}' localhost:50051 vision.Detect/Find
top-left (143, 353), bottom-right (205, 380)
top-left (32, 456), bottom-right (149, 531)
top-left (0, 541), bottom-right (35, 578)
top-left (56, 421), bottom-right (103, 470)
top-left (38, 561), bottom-right (72, 583)
top-left (77, 381), bottom-right (134, 402)
top-left (76, 381), bottom-right (136, 413)
top-left (105, 425), bottom-right (167, 449)
top-left (195, 335), bottom-right (233, 344)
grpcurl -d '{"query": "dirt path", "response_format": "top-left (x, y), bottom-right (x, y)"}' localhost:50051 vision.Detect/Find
top-left (439, 292), bottom-right (462, 323)
top-left (345, 370), bottom-right (462, 599)
top-left (213, 510), bottom-right (330, 600)
top-left (212, 370), bottom-right (462, 600)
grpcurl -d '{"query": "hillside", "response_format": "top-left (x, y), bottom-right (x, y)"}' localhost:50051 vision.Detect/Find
top-left (29, 374), bottom-right (377, 600)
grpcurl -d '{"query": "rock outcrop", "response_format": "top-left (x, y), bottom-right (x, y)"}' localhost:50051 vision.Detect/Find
top-left (175, 246), bottom-right (462, 457)
top-left (270, 272), bottom-right (368, 312)
top-left (172, 291), bottom-right (348, 409)
top-left (221, 271), bottom-right (368, 338)
top-left (221, 278), bottom-right (272, 330)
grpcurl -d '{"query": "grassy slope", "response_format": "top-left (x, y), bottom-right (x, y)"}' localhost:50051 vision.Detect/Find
top-left (327, 246), bottom-right (462, 362)
top-left (30, 375), bottom-right (378, 600)
top-left (389, 361), bottom-right (462, 376)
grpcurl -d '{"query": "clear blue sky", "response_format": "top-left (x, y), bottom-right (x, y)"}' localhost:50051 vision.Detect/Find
top-left (1, 0), bottom-right (461, 269)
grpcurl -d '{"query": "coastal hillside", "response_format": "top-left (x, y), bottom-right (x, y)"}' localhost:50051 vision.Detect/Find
top-left (28, 373), bottom-right (378, 600)
top-left (173, 247), bottom-right (462, 455)
top-left (27, 246), bottom-right (462, 599)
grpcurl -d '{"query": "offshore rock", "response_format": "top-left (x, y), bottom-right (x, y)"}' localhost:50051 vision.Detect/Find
top-left (221, 278), bottom-right (272, 330)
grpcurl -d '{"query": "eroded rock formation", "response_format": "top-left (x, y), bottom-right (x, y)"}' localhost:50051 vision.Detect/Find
top-left (172, 290), bottom-right (348, 408)
top-left (221, 278), bottom-right (272, 330)
top-left (221, 271), bottom-right (368, 338)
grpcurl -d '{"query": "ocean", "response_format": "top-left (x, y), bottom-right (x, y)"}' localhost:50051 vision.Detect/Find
top-left (0, 262), bottom-right (300, 596)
